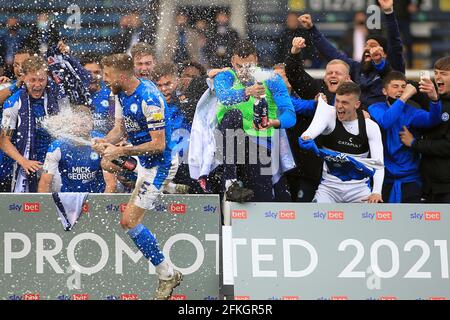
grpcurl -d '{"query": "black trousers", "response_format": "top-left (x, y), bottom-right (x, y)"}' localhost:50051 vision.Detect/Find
top-left (285, 169), bottom-right (319, 202)
top-left (219, 109), bottom-right (273, 202)
top-left (382, 181), bottom-right (423, 203)
top-left (0, 175), bottom-right (12, 192)
top-left (428, 193), bottom-right (450, 204)
top-left (173, 162), bottom-right (204, 194)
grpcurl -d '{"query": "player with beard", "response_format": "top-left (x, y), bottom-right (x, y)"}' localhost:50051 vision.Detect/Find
top-left (131, 42), bottom-right (156, 80)
top-left (93, 54), bottom-right (182, 300)
top-left (298, 0), bottom-right (404, 109)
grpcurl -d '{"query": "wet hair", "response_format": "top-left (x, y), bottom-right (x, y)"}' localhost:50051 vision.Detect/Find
top-left (336, 81), bottom-right (361, 98)
top-left (101, 54), bottom-right (134, 75)
top-left (72, 104), bottom-right (92, 117)
top-left (14, 48), bottom-right (34, 57)
top-left (232, 40), bottom-right (257, 58)
top-left (434, 55), bottom-right (450, 71)
top-left (382, 71), bottom-right (407, 88)
top-left (80, 52), bottom-right (102, 66)
top-left (152, 63), bottom-right (178, 81)
top-left (22, 55), bottom-right (48, 75)
top-left (130, 42), bottom-right (155, 60)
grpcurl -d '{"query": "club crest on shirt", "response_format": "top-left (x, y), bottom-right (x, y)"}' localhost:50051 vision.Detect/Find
top-left (101, 100), bottom-right (109, 107)
top-left (152, 112), bottom-right (164, 121)
top-left (442, 112), bottom-right (449, 122)
top-left (130, 103), bottom-right (138, 113)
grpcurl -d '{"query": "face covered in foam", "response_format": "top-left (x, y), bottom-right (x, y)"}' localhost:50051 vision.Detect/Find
top-left (71, 113), bottom-right (93, 139)
top-left (232, 54), bottom-right (258, 85)
top-left (42, 106), bottom-right (93, 145)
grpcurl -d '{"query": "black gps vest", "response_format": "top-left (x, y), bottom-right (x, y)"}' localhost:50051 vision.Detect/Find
top-left (321, 111), bottom-right (369, 155)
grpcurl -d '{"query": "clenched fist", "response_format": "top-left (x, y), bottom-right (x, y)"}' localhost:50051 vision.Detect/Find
top-left (400, 83), bottom-right (418, 102)
top-left (298, 14), bottom-right (313, 30)
top-left (369, 46), bottom-right (386, 64)
top-left (291, 37), bottom-right (306, 55)
top-left (378, 0), bottom-right (394, 13)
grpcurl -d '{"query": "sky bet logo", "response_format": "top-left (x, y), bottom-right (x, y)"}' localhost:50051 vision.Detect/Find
top-left (154, 203), bottom-right (187, 214)
top-left (265, 210), bottom-right (296, 220)
top-left (361, 211), bottom-right (392, 220)
top-left (268, 296), bottom-right (299, 300)
top-left (121, 294), bottom-right (139, 300)
top-left (232, 210), bottom-right (247, 219)
top-left (203, 205), bottom-right (217, 213)
top-left (313, 211), bottom-right (344, 220)
top-left (9, 294), bottom-right (40, 300)
top-left (331, 296), bottom-right (349, 300)
top-left (9, 203), bottom-right (40, 213)
top-left (410, 211), bottom-right (441, 221)
top-left (57, 294), bottom-right (89, 300)
top-left (106, 203), bottom-right (128, 213)
top-left (327, 211), bottom-right (344, 220)
top-left (71, 294), bottom-right (89, 300)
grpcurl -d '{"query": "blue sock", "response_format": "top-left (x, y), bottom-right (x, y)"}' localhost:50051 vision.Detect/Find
top-left (127, 224), bottom-right (165, 266)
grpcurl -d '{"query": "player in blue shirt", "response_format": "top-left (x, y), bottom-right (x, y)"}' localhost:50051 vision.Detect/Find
top-left (152, 62), bottom-right (201, 194)
top-left (94, 54), bottom-right (182, 300)
top-left (368, 71), bottom-right (442, 203)
top-left (37, 105), bottom-right (113, 193)
top-left (81, 54), bottom-right (114, 136)
top-left (0, 55), bottom-right (61, 192)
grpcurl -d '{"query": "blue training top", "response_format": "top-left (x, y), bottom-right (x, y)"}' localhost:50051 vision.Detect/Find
top-left (43, 132), bottom-right (105, 193)
top-left (117, 78), bottom-right (175, 169)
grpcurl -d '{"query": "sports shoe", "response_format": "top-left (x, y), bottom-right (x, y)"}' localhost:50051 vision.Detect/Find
top-left (225, 181), bottom-right (254, 202)
top-left (153, 270), bottom-right (183, 300)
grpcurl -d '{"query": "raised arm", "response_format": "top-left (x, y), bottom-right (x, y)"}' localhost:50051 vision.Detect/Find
top-left (299, 14), bottom-right (359, 74)
top-left (379, 0), bottom-right (406, 73)
top-left (285, 37), bottom-right (322, 100)
top-left (369, 84), bottom-right (418, 129)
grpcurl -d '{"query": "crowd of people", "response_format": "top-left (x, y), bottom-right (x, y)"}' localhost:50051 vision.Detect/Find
top-left (0, 0), bottom-right (449, 205)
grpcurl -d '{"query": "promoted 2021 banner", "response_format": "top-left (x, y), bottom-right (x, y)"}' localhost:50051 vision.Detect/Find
top-left (230, 203), bottom-right (450, 300)
top-left (0, 194), bottom-right (220, 300)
